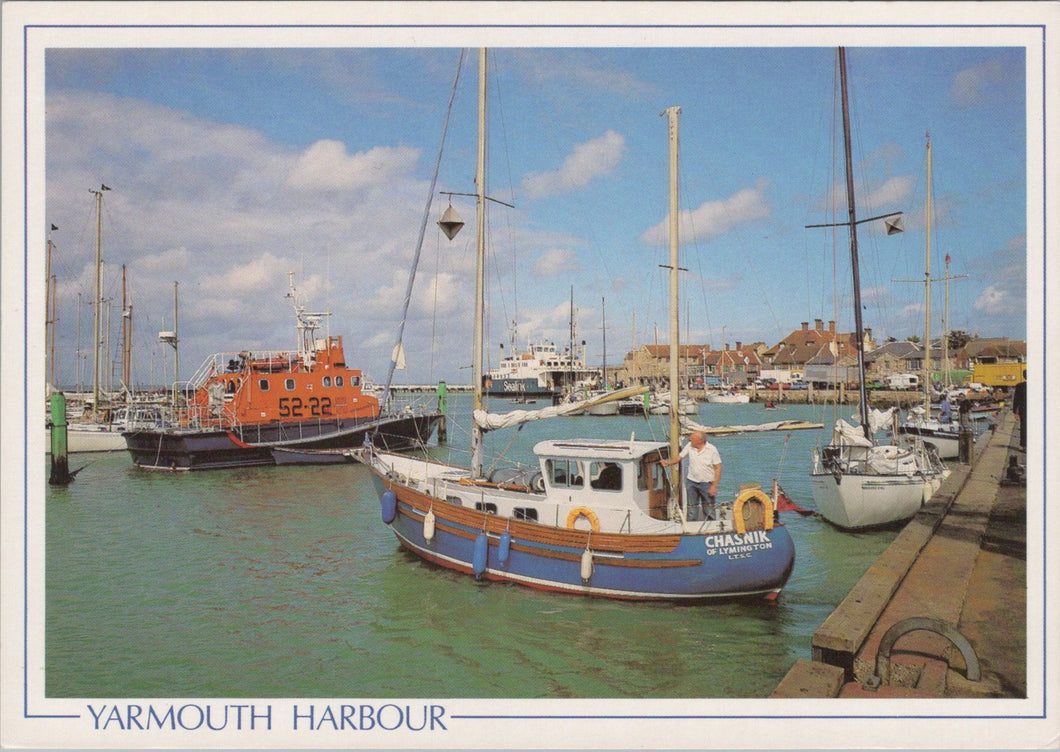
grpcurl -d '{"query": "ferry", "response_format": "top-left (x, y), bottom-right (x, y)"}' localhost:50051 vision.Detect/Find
top-left (484, 340), bottom-right (598, 401)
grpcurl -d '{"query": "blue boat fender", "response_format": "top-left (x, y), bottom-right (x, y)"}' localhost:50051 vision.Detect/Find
top-left (423, 509), bottom-right (436, 542)
top-left (381, 489), bottom-right (397, 524)
top-left (473, 533), bottom-right (489, 578)
top-left (498, 530), bottom-right (512, 564)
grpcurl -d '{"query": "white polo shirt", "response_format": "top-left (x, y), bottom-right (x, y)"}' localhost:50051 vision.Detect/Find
top-left (678, 441), bottom-right (722, 483)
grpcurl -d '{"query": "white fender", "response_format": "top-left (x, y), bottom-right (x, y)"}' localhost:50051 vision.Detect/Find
top-left (580, 549), bottom-right (594, 582)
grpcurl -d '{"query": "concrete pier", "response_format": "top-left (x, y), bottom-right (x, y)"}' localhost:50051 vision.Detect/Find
top-left (772, 410), bottom-right (1027, 698)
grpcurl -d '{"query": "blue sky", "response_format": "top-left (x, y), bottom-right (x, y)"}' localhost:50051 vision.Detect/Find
top-left (42, 40), bottom-right (1029, 389)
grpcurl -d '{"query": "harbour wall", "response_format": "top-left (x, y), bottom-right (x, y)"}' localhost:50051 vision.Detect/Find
top-left (771, 410), bottom-right (1026, 698)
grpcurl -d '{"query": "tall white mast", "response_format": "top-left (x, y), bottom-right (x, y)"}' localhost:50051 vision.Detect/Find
top-left (90, 184), bottom-right (110, 411)
top-left (664, 105), bottom-right (681, 481)
top-left (922, 134), bottom-right (933, 414)
top-left (470, 47), bottom-right (487, 478)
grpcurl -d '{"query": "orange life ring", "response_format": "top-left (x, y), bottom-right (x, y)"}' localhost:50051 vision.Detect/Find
top-left (565, 506), bottom-right (601, 532)
top-left (732, 488), bottom-right (775, 534)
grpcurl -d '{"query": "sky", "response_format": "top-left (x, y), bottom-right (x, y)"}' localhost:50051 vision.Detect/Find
top-left (40, 39), bottom-right (1029, 390)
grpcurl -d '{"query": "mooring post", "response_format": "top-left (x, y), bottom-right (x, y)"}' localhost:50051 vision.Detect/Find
top-left (49, 392), bottom-right (73, 485)
top-left (436, 381), bottom-right (448, 444)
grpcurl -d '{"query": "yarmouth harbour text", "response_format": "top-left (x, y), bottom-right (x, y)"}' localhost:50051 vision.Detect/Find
top-left (87, 703), bottom-right (448, 732)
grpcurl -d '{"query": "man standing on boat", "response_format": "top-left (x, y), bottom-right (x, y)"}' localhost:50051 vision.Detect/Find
top-left (661, 430), bottom-right (722, 521)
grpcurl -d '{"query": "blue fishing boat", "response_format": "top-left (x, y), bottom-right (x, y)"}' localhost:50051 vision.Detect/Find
top-left (363, 436), bottom-right (795, 600)
top-left (356, 50), bottom-right (795, 601)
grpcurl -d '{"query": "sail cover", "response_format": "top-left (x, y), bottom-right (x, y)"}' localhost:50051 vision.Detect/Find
top-left (474, 386), bottom-right (648, 431)
top-left (681, 416), bottom-right (823, 436)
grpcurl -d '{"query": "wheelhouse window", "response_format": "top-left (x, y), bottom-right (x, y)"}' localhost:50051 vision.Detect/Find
top-left (350, 375), bottom-right (361, 387)
top-left (322, 376), bottom-right (332, 388)
top-left (474, 501), bottom-right (498, 514)
top-left (547, 459), bottom-right (583, 488)
top-left (589, 461), bottom-right (622, 491)
top-left (514, 507), bottom-right (538, 522)
top-left (335, 376), bottom-right (344, 387)
top-left (638, 458), bottom-right (669, 491)
top-left (284, 378), bottom-right (296, 391)
top-left (258, 379), bottom-right (269, 391)
top-left (651, 462), bottom-right (667, 491)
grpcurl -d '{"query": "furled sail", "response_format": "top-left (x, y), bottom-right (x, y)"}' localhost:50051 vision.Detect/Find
top-left (680, 416), bottom-right (824, 436)
top-left (474, 385), bottom-right (648, 431)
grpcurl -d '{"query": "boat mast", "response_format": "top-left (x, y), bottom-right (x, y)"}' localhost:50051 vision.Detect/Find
top-left (46, 224), bottom-right (56, 388)
top-left (922, 134), bottom-right (934, 414)
top-left (569, 285), bottom-right (575, 391)
top-left (837, 49), bottom-right (871, 440)
top-left (470, 47), bottom-right (487, 478)
top-left (76, 293), bottom-right (83, 393)
top-left (601, 296), bottom-right (607, 388)
top-left (90, 184), bottom-right (110, 411)
top-left (122, 263), bottom-right (132, 399)
top-left (173, 282), bottom-right (179, 404)
top-left (664, 105), bottom-right (681, 471)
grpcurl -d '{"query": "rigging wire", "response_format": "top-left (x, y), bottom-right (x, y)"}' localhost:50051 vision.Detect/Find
top-left (379, 48), bottom-right (466, 409)
top-left (429, 227), bottom-right (440, 382)
top-left (489, 49), bottom-right (520, 351)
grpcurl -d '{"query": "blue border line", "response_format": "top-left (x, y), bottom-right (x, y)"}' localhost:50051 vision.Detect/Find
top-left (17, 23), bottom-right (1054, 30)
top-left (22, 20), bottom-right (1048, 725)
top-left (22, 20), bottom-right (78, 724)
top-left (1038, 22), bottom-right (1048, 719)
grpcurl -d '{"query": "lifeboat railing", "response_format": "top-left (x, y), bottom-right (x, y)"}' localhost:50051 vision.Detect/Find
top-left (158, 384), bottom-right (441, 439)
top-left (185, 350), bottom-right (301, 392)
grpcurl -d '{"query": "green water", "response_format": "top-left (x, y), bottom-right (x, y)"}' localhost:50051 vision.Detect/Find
top-left (45, 398), bottom-right (896, 698)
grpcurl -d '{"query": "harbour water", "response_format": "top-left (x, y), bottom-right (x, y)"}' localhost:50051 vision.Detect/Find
top-left (45, 397), bottom-right (900, 699)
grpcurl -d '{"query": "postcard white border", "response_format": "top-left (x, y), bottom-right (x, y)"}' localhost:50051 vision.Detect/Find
top-left (2, 2), bottom-right (1057, 749)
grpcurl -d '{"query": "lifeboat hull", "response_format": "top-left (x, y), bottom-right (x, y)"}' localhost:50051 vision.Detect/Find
top-left (124, 412), bottom-right (442, 471)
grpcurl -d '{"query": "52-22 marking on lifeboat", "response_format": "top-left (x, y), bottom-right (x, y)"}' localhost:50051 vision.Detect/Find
top-left (278, 396), bottom-right (333, 418)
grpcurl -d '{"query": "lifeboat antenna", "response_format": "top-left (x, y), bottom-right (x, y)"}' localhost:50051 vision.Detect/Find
top-left (286, 271), bottom-right (330, 367)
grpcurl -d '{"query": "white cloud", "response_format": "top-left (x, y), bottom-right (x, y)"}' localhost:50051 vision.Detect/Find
top-left (512, 50), bottom-right (656, 99)
top-left (951, 59), bottom-right (1007, 108)
top-left (864, 176), bottom-right (915, 212)
top-left (131, 247), bottom-right (195, 276)
top-left (521, 131), bottom-right (625, 200)
top-left (198, 253), bottom-right (294, 297)
top-left (533, 248), bottom-right (581, 277)
top-left (974, 284), bottom-right (1014, 315)
top-left (286, 140), bottom-right (420, 193)
top-left (640, 180), bottom-right (770, 246)
top-left (366, 269), bottom-right (466, 320)
top-left (44, 90), bottom-right (438, 382)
